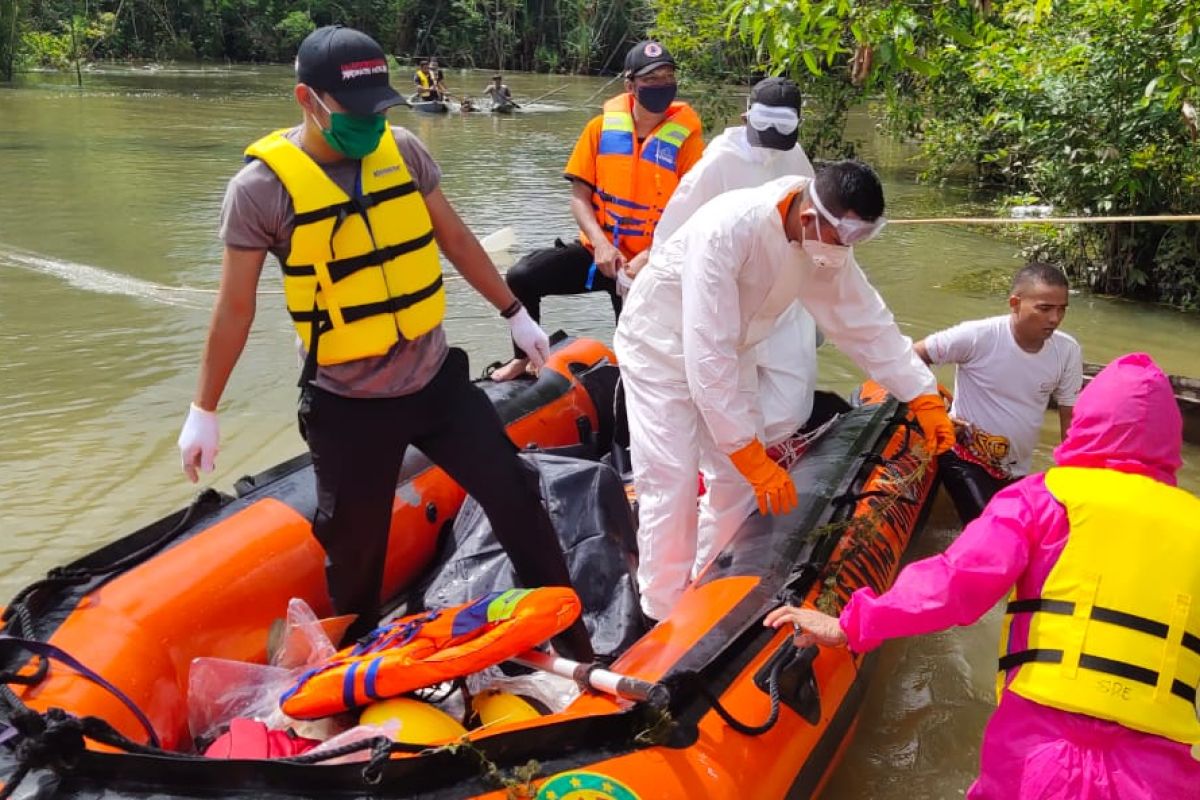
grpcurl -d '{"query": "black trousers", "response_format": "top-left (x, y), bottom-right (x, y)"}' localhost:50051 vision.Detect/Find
top-left (505, 239), bottom-right (622, 358)
top-left (298, 348), bottom-right (593, 660)
top-left (938, 451), bottom-right (1015, 525)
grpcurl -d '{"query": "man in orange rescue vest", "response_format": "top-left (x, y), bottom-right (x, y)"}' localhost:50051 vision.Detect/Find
top-left (176, 26), bottom-right (592, 660)
top-left (768, 352), bottom-right (1200, 798)
top-left (490, 40), bottom-right (704, 381)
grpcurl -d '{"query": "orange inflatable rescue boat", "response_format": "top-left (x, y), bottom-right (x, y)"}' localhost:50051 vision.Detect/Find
top-left (0, 336), bottom-right (940, 800)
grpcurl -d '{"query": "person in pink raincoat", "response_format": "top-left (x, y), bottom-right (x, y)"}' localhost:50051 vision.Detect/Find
top-left (767, 352), bottom-right (1200, 799)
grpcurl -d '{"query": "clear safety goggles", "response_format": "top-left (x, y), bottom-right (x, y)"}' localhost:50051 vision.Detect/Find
top-left (746, 102), bottom-right (800, 135)
top-left (809, 183), bottom-right (887, 246)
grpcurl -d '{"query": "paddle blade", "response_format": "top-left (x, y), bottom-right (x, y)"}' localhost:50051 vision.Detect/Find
top-left (480, 226), bottom-right (517, 255)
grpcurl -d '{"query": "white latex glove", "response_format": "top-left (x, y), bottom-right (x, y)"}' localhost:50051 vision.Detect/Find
top-left (615, 268), bottom-right (633, 297)
top-left (178, 403), bottom-right (219, 483)
top-left (508, 307), bottom-right (550, 370)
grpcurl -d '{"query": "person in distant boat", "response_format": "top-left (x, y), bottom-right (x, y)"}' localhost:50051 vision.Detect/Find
top-left (483, 75), bottom-right (516, 109)
top-left (650, 77), bottom-right (822, 580)
top-left (489, 40), bottom-right (704, 381)
top-left (614, 162), bottom-right (954, 621)
top-left (769, 353), bottom-right (1200, 800)
top-left (176, 25), bottom-right (592, 660)
top-left (428, 57), bottom-right (448, 98)
top-left (915, 262), bottom-right (1082, 523)
top-left (413, 59), bottom-right (442, 101)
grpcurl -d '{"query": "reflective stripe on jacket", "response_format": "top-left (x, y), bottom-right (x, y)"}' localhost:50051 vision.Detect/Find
top-left (582, 94), bottom-right (701, 259)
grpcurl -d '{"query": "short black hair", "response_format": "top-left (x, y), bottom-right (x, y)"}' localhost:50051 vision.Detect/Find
top-left (1011, 261), bottom-right (1069, 294)
top-left (813, 160), bottom-right (885, 222)
top-left (492, 74), bottom-right (502, 80)
top-left (419, 59), bottom-right (429, 67)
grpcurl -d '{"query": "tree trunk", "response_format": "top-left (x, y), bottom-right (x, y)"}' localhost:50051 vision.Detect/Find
top-left (2, 0), bottom-right (21, 81)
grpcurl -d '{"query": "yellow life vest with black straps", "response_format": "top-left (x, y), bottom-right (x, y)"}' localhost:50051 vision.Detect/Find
top-left (582, 94), bottom-right (701, 260)
top-left (415, 69), bottom-right (433, 90)
top-left (997, 466), bottom-right (1200, 744)
top-left (244, 129), bottom-right (444, 366)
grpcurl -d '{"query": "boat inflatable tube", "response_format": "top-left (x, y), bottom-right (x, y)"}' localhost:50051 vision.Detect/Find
top-left (280, 588), bottom-right (581, 719)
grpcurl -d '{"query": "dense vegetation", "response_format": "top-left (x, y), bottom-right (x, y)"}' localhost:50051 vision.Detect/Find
top-left (657, 0), bottom-right (1200, 308)
top-left (4, 0), bottom-right (1197, 308)
top-left (0, 0), bottom-right (651, 76)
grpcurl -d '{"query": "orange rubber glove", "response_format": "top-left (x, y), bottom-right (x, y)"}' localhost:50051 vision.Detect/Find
top-left (908, 393), bottom-right (955, 456)
top-left (729, 439), bottom-right (798, 516)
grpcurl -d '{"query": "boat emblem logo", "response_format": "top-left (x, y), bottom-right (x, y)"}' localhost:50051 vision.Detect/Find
top-left (535, 770), bottom-right (640, 800)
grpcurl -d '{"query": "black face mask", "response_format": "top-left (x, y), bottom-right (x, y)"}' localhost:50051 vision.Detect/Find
top-left (635, 83), bottom-right (677, 114)
top-left (745, 125), bottom-right (798, 151)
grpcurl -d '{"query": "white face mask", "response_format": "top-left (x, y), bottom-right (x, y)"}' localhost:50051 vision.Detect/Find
top-left (802, 238), bottom-right (851, 270)
top-left (801, 212), bottom-right (851, 269)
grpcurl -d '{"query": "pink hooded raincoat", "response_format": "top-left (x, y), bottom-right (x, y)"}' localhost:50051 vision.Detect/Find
top-left (838, 352), bottom-right (1199, 799)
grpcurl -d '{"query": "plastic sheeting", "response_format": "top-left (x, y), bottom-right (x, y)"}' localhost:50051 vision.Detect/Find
top-left (412, 452), bottom-right (645, 659)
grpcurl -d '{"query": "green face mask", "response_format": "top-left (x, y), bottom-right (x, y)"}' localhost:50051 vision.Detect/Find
top-left (312, 92), bottom-right (386, 159)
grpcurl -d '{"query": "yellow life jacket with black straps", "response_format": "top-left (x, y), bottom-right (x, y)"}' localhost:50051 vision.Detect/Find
top-left (582, 94), bottom-right (701, 260)
top-left (244, 129), bottom-right (444, 367)
top-left (997, 466), bottom-right (1200, 744)
top-left (415, 69), bottom-right (433, 90)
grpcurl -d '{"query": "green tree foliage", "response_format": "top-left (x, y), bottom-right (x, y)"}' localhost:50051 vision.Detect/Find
top-left (661, 0), bottom-right (1199, 308)
top-left (10, 0), bottom-right (650, 72)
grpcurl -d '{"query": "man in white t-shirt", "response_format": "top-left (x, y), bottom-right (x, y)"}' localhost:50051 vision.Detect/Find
top-left (915, 262), bottom-right (1083, 522)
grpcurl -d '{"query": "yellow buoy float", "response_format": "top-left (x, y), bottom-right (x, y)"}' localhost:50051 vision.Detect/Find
top-left (359, 697), bottom-right (467, 745)
top-left (470, 689), bottom-right (549, 727)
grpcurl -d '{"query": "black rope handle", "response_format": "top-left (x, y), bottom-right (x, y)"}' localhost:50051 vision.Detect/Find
top-left (694, 649), bottom-right (791, 737)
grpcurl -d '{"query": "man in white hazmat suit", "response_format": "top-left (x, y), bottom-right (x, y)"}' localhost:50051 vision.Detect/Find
top-left (648, 77), bottom-right (821, 582)
top-left (614, 162), bottom-right (956, 620)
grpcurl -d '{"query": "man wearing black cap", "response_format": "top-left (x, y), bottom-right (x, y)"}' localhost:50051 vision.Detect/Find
top-left (647, 75), bottom-right (825, 589)
top-left (177, 25), bottom-right (593, 660)
top-left (489, 40), bottom-right (704, 381)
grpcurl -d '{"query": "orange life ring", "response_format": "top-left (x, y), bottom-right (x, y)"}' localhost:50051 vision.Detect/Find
top-left (280, 587), bottom-right (581, 720)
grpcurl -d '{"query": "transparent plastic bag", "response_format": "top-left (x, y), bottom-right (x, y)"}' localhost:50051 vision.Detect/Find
top-left (187, 598), bottom-right (347, 747)
top-left (270, 598), bottom-right (338, 669)
top-left (187, 658), bottom-right (298, 746)
top-left (465, 666), bottom-right (580, 714)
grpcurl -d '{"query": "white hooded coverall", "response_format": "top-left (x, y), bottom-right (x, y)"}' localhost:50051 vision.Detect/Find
top-left (652, 126), bottom-right (819, 580)
top-left (614, 175), bottom-right (936, 620)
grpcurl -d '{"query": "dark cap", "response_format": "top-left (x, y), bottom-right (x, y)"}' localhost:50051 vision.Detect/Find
top-left (748, 77), bottom-right (802, 112)
top-left (296, 26), bottom-right (404, 115)
top-left (624, 40), bottom-right (676, 78)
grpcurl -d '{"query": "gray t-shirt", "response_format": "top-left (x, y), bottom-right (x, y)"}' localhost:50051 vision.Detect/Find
top-left (219, 125), bottom-right (448, 399)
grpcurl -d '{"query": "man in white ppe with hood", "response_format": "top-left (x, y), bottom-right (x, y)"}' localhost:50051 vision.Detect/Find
top-left (615, 160), bottom-right (955, 621)
top-left (648, 77), bottom-right (820, 583)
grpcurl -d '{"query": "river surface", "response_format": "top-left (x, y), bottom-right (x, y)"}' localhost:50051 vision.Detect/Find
top-left (2, 64), bottom-right (1198, 798)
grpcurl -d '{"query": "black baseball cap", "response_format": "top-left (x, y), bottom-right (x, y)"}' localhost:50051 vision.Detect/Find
top-left (748, 77), bottom-right (802, 112)
top-left (296, 26), bottom-right (405, 115)
top-left (745, 77), bottom-right (802, 150)
top-left (624, 40), bottom-right (676, 78)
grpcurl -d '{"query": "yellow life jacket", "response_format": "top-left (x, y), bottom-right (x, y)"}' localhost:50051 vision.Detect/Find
top-left (244, 129), bottom-right (444, 366)
top-left (415, 69), bottom-right (433, 90)
top-left (998, 466), bottom-right (1200, 744)
top-left (583, 94), bottom-right (702, 260)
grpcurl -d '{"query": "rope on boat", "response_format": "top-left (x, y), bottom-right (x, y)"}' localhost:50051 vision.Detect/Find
top-left (694, 647), bottom-right (793, 736)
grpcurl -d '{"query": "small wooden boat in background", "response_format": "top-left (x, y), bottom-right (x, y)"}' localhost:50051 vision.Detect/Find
top-left (411, 99), bottom-right (448, 114)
